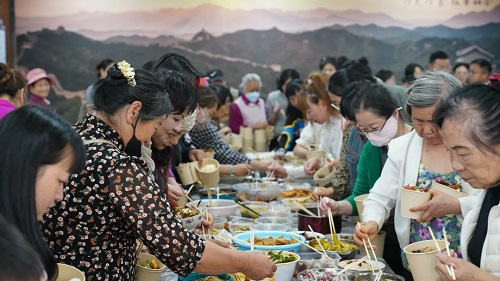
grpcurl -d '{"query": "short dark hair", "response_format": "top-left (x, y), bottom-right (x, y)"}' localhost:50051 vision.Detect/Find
top-left (0, 105), bottom-right (86, 280)
top-left (375, 69), bottom-right (394, 83)
top-left (0, 63), bottom-right (26, 98)
top-left (0, 215), bottom-right (45, 281)
top-left (197, 86), bottom-right (218, 109)
top-left (276, 68), bottom-right (300, 91)
top-left (95, 58), bottom-right (114, 79)
top-left (351, 82), bottom-right (399, 121)
top-left (210, 84), bottom-right (233, 109)
top-left (434, 81), bottom-right (500, 155)
top-left (93, 62), bottom-right (172, 120)
top-left (340, 80), bottom-right (374, 121)
top-left (470, 58), bottom-right (492, 75)
top-left (284, 79), bottom-right (303, 100)
top-left (453, 62), bottom-right (469, 73)
top-left (144, 53), bottom-right (201, 88)
top-left (155, 69), bottom-right (197, 115)
top-left (319, 56), bottom-right (338, 71)
top-left (429, 51), bottom-right (449, 64)
top-left (328, 68), bottom-right (375, 97)
top-left (403, 63), bottom-right (424, 84)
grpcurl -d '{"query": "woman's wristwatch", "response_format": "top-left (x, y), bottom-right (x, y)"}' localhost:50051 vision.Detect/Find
top-left (228, 164), bottom-right (234, 176)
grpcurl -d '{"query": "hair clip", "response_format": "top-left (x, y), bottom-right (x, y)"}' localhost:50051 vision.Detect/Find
top-left (116, 60), bottom-right (136, 86)
top-left (180, 109), bottom-right (196, 131)
top-left (307, 79), bottom-right (313, 85)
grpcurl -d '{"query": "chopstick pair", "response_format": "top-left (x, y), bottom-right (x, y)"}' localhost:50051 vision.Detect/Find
top-left (428, 227), bottom-right (456, 280)
top-left (327, 208), bottom-right (340, 246)
top-left (308, 225), bottom-right (328, 257)
top-left (357, 222), bottom-right (382, 280)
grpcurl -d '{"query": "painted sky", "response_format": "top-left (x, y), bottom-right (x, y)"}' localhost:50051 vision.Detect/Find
top-left (15, 0), bottom-right (500, 21)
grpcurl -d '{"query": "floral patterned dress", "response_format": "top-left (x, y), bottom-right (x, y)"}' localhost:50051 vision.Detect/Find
top-left (402, 162), bottom-right (462, 270)
top-left (40, 115), bottom-right (205, 280)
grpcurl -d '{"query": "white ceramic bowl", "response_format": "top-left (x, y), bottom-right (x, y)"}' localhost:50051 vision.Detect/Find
top-left (180, 211), bottom-right (204, 231)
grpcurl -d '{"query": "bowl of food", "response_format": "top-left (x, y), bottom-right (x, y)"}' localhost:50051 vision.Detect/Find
top-left (253, 223), bottom-right (289, 232)
top-left (297, 268), bottom-right (352, 281)
top-left (403, 239), bottom-right (447, 281)
top-left (281, 197), bottom-right (316, 212)
top-left (339, 259), bottom-right (386, 272)
top-left (255, 217), bottom-right (292, 225)
top-left (295, 251), bottom-right (341, 277)
top-left (308, 238), bottom-right (359, 260)
top-left (199, 184), bottom-right (236, 199)
top-left (290, 231), bottom-right (325, 252)
top-left (266, 250), bottom-right (300, 281)
top-left (400, 184), bottom-right (431, 219)
top-left (235, 184), bottom-right (281, 202)
top-left (212, 216), bottom-right (227, 231)
top-left (228, 220), bottom-right (253, 235)
top-left (178, 272), bottom-right (234, 281)
top-left (198, 199), bottom-right (238, 217)
top-left (233, 231), bottom-right (306, 253)
top-left (56, 263), bottom-right (86, 281)
top-left (431, 180), bottom-right (468, 198)
top-left (240, 201), bottom-right (269, 219)
top-left (196, 158), bottom-right (220, 187)
top-left (314, 166), bottom-right (336, 187)
top-left (279, 188), bottom-right (312, 200)
top-left (174, 206), bottom-right (204, 231)
top-left (232, 273), bottom-right (276, 281)
top-left (136, 253), bottom-right (165, 281)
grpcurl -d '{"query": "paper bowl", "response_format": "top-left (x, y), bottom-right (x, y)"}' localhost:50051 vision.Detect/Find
top-left (354, 194), bottom-right (369, 219)
top-left (175, 162), bottom-right (199, 186)
top-left (198, 199), bottom-right (238, 217)
top-left (233, 231), bottom-right (306, 253)
top-left (313, 166), bottom-right (335, 187)
top-left (205, 152), bottom-right (215, 159)
top-left (359, 231), bottom-right (386, 258)
top-left (403, 239), bottom-right (447, 281)
top-left (400, 188), bottom-right (431, 219)
top-left (136, 253), bottom-right (165, 281)
top-left (431, 180), bottom-right (468, 198)
top-left (240, 201), bottom-right (269, 218)
top-left (306, 150), bottom-right (325, 160)
top-left (196, 159), bottom-right (220, 187)
top-left (267, 250), bottom-right (300, 281)
top-left (56, 263), bottom-right (86, 281)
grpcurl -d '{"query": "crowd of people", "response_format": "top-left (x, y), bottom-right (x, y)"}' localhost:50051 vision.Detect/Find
top-left (0, 48), bottom-right (498, 281)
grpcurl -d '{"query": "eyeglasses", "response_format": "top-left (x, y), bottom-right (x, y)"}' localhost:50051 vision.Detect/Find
top-left (357, 117), bottom-right (390, 135)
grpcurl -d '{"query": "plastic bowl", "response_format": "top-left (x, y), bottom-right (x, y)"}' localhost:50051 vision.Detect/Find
top-left (295, 252), bottom-right (341, 277)
top-left (228, 220), bottom-right (254, 235)
top-left (234, 183), bottom-right (281, 202)
top-left (179, 273), bottom-right (234, 281)
top-left (297, 268), bottom-right (352, 281)
top-left (240, 201), bottom-right (270, 218)
top-left (212, 216), bottom-right (227, 230)
top-left (198, 199), bottom-right (238, 217)
top-left (253, 223), bottom-right (289, 232)
top-left (255, 217), bottom-right (292, 225)
top-left (233, 231), bottom-right (305, 253)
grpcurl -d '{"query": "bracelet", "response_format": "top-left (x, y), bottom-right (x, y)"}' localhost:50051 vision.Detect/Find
top-left (228, 165), bottom-right (234, 176)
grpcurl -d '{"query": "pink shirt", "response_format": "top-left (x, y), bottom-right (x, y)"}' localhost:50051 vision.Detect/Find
top-left (0, 100), bottom-right (15, 119)
top-left (228, 94), bottom-right (266, 134)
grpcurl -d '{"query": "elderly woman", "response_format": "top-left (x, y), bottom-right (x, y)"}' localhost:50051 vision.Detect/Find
top-left (434, 75), bottom-right (500, 280)
top-left (40, 61), bottom-right (276, 280)
top-left (229, 73), bottom-right (268, 134)
top-left (353, 71), bottom-right (478, 280)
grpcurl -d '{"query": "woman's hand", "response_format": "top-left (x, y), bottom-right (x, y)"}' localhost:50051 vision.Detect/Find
top-left (242, 251), bottom-right (277, 280)
top-left (198, 212), bottom-right (214, 231)
top-left (217, 127), bottom-right (232, 137)
top-left (267, 164), bottom-right (287, 178)
top-left (318, 197), bottom-right (340, 215)
top-left (410, 190), bottom-right (461, 222)
top-left (189, 149), bottom-right (206, 162)
top-left (353, 221), bottom-right (379, 247)
top-left (435, 251), bottom-right (494, 281)
top-left (167, 183), bottom-right (186, 207)
top-left (304, 157), bottom-right (322, 175)
top-left (233, 164), bottom-right (251, 177)
top-left (311, 187), bottom-right (334, 201)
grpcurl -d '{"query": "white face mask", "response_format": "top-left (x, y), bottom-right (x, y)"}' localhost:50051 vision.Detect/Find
top-left (245, 91), bottom-right (260, 103)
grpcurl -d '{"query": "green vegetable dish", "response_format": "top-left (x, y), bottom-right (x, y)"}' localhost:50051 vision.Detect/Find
top-left (267, 250), bottom-right (297, 264)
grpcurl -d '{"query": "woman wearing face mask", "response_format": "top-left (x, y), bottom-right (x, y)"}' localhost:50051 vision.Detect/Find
top-left (351, 72), bottom-right (478, 281)
top-left (40, 61), bottom-right (276, 280)
top-left (189, 86), bottom-right (263, 174)
top-left (0, 105), bottom-right (86, 280)
top-left (228, 73), bottom-right (268, 134)
top-left (269, 72), bottom-right (344, 179)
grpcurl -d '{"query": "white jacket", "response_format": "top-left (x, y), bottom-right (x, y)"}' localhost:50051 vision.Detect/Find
top-left (362, 130), bottom-right (478, 249)
top-left (461, 189), bottom-right (500, 276)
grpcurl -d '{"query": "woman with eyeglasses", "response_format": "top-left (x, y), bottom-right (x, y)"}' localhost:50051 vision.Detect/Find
top-left (349, 72), bottom-right (478, 281)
